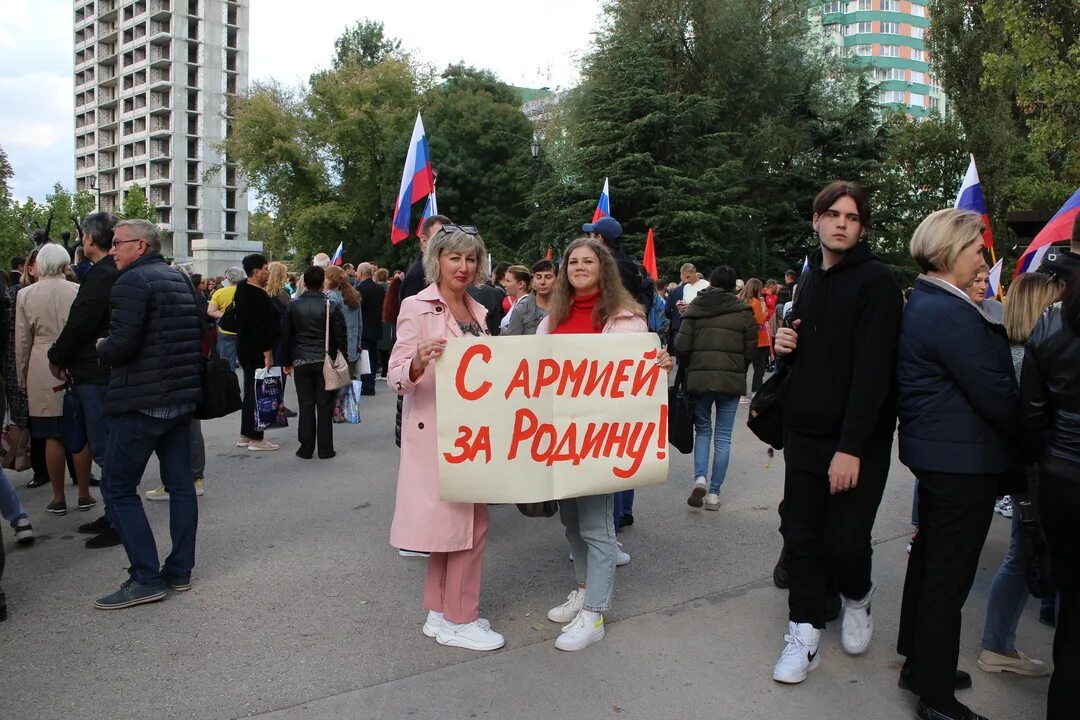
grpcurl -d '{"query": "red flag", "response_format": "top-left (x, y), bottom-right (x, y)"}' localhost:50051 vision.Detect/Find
top-left (643, 228), bottom-right (658, 279)
top-left (545, 246), bottom-right (552, 260)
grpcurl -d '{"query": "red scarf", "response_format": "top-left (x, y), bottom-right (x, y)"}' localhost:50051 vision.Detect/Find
top-left (551, 291), bottom-right (602, 334)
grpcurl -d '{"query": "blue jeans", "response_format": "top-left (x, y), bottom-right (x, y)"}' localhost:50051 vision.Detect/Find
top-left (692, 392), bottom-right (739, 494)
top-left (215, 332), bottom-right (238, 371)
top-left (613, 490), bottom-right (634, 527)
top-left (0, 468), bottom-right (27, 524)
top-left (982, 507), bottom-right (1035, 652)
top-left (559, 493), bottom-right (617, 612)
top-left (104, 412), bottom-right (198, 587)
top-left (74, 382), bottom-right (113, 524)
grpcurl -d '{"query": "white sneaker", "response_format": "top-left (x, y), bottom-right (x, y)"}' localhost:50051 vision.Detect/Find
top-left (548, 588), bottom-right (585, 623)
top-left (772, 621), bottom-right (821, 684)
top-left (703, 493), bottom-right (721, 511)
top-left (398, 549), bottom-right (430, 558)
top-left (616, 541), bottom-right (630, 566)
top-left (841, 584), bottom-right (874, 655)
top-left (555, 610), bottom-right (605, 651)
top-left (423, 610), bottom-right (491, 638)
top-left (145, 486), bottom-right (169, 501)
top-left (194, 479), bottom-right (205, 497)
top-left (688, 477), bottom-right (708, 508)
top-left (435, 619), bottom-right (505, 651)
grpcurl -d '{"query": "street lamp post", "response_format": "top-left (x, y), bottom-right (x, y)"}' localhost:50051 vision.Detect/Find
top-left (531, 137), bottom-right (541, 258)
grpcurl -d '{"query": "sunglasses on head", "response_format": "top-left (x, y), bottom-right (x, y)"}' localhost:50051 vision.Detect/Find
top-left (438, 224), bottom-right (480, 236)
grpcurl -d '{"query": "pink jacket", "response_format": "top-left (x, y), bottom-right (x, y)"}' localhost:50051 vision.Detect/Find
top-left (387, 283), bottom-right (489, 552)
top-left (536, 308), bottom-right (648, 336)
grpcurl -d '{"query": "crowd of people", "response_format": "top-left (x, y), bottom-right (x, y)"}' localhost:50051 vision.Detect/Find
top-left (0, 180), bottom-right (1075, 720)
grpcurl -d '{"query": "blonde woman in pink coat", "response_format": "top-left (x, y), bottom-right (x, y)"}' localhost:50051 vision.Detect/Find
top-left (387, 225), bottom-right (505, 652)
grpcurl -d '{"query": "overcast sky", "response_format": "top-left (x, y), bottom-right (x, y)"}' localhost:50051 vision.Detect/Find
top-left (0, 0), bottom-right (603, 202)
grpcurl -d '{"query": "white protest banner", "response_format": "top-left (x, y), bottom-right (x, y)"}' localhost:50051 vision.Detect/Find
top-left (434, 333), bottom-right (669, 503)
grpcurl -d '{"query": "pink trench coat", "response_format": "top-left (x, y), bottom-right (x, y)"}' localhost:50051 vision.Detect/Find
top-left (388, 284), bottom-right (490, 553)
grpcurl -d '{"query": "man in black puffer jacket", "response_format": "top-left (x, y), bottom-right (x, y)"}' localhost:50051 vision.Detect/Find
top-left (93, 219), bottom-right (203, 611)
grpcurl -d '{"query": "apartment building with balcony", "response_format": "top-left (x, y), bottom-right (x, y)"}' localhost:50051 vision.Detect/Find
top-left (73, 0), bottom-right (257, 275)
top-left (813, 0), bottom-right (947, 118)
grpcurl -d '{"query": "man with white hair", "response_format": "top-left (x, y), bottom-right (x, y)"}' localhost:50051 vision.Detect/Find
top-left (313, 253), bottom-right (331, 268)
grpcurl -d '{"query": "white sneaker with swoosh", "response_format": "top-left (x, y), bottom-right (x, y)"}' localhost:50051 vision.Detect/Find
top-left (773, 621), bottom-right (821, 684)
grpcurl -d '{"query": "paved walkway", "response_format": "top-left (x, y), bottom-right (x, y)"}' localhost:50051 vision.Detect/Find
top-left (0, 384), bottom-right (1051, 719)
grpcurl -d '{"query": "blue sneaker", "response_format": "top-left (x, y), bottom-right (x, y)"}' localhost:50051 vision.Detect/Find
top-left (94, 579), bottom-right (166, 610)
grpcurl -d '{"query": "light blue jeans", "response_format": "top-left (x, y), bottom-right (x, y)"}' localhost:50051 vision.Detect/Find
top-left (0, 468), bottom-right (27, 525)
top-left (981, 506), bottom-right (1045, 652)
top-left (559, 494), bottom-right (617, 612)
top-left (215, 331), bottom-right (238, 371)
top-left (692, 392), bottom-right (740, 494)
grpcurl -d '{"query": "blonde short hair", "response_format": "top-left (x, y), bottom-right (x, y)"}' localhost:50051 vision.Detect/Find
top-left (910, 209), bottom-right (984, 274)
top-left (1003, 273), bottom-right (1064, 344)
top-left (423, 228), bottom-right (489, 287)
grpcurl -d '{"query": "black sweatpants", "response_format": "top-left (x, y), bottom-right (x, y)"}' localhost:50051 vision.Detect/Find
top-left (896, 470), bottom-right (999, 704)
top-left (239, 361), bottom-right (263, 442)
top-left (781, 430), bottom-right (892, 628)
top-left (1039, 456), bottom-right (1080, 720)
top-left (293, 363), bottom-right (334, 457)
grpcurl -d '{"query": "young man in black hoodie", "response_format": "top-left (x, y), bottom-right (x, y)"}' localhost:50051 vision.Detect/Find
top-left (771, 181), bottom-right (903, 684)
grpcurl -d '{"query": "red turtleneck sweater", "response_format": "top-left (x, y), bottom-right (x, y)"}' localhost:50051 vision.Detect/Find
top-left (551, 290), bottom-right (602, 334)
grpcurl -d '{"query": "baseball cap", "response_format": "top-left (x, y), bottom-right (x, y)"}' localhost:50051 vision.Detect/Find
top-left (582, 216), bottom-right (623, 243)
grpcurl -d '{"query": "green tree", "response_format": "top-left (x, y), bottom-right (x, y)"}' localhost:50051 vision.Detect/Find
top-left (249, 210), bottom-right (293, 263)
top-left (981, 0), bottom-right (1080, 187)
top-left (331, 19), bottom-right (403, 70)
top-left (119, 185), bottom-right (156, 221)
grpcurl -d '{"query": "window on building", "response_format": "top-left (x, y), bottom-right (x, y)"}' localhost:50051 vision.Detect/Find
top-left (911, 71), bottom-right (924, 85)
top-left (855, 0), bottom-right (871, 9)
top-left (853, 44), bottom-right (873, 56)
top-left (929, 96), bottom-right (940, 110)
top-left (909, 93), bottom-right (925, 108)
top-left (881, 45), bottom-right (900, 57)
top-left (879, 90), bottom-right (905, 104)
top-left (881, 0), bottom-right (899, 9)
top-left (823, 1), bottom-right (845, 13)
top-left (912, 48), bottom-right (925, 62)
top-left (881, 22), bottom-right (900, 34)
top-left (910, 3), bottom-right (926, 17)
top-left (911, 26), bottom-right (925, 39)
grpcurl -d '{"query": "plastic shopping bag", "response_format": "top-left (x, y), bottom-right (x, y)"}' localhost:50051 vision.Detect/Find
top-left (358, 349), bottom-right (372, 377)
top-left (333, 381), bottom-right (362, 424)
top-left (254, 367), bottom-right (284, 431)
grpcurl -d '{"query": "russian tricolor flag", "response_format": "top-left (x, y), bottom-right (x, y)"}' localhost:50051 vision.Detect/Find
top-left (954, 155), bottom-right (994, 250)
top-left (391, 113), bottom-right (435, 245)
top-left (592, 178), bottom-right (610, 223)
top-left (1014, 187), bottom-right (1080, 277)
top-left (415, 191), bottom-right (438, 239)
top-left (330, 241), bottom-right (343, 266)
top-left (985, 258), bottom-right (1002, 300)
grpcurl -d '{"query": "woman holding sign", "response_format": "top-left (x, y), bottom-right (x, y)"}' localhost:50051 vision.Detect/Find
top-left (387, 225), bottom-right (505, 652)
top-left (537, 237), bottom-right (673, 651)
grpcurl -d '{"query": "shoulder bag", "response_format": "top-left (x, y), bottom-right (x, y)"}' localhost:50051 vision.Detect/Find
top-left (323, 300), bottom-right (351, 391)
top-left (747, 363), bottom-right (788, 450)
top-left (667, 364), bottom-right (694, 454)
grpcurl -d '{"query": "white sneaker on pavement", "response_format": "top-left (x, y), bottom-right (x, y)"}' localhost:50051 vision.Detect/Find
top-left (616, 541), bottom-right (630, 566)
top-left (555, 609), bottom-right (605, 651)
top-left (423, 611), bottom-right (491, 639)
top-left (688, 477), bottom-right (708, 508)
top-left (703, 493), bottom-right (720, 510)
top-left (773, 621), bottom-right (821, 684)
top-left (435, 619), bottom-right (505, 651)
top-left (840, 583), bottom-right (874, 655)
top-left (548, 588), bottom-right (585, 623)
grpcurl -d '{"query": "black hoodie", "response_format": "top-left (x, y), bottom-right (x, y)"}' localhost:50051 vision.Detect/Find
top-left (781, 242), bottom-right (903, 457)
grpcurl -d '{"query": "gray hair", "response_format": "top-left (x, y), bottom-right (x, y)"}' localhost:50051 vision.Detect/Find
top-left (423, 229), bottom-right (489, 287)
top-left (114, 219), bottom-right (162, 253)
top-left (224, 266), bottom-right (246, 284)
top-left (35, 243), bottom-right (72, 278)
top-left (82, 211), bottom-right (117, 250)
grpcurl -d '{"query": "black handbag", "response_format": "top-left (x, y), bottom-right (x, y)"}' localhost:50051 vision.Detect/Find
top-left (516, 501), bottom-right (559, 518)
top-left (668, 364), bottom-right (694, 454)
top-left (195, 356), bottom-right (243, 420)
top-left (62, 381), bottom-right (88, 453)
top-left (747, 364), bottom-right (788, 450)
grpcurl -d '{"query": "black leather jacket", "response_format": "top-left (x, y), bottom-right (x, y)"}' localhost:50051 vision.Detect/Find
top-left (1021, 303), bottom-right (1080, 471)
top-left (281, 291), bottom-right (348, 366)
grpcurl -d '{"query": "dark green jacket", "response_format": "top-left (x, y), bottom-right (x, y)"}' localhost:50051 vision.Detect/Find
top-left (674, 287), bottom-right (757, 396)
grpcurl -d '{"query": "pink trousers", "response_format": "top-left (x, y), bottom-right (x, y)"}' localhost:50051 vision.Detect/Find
top-left (422, 503), bottom-right (489, 624)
